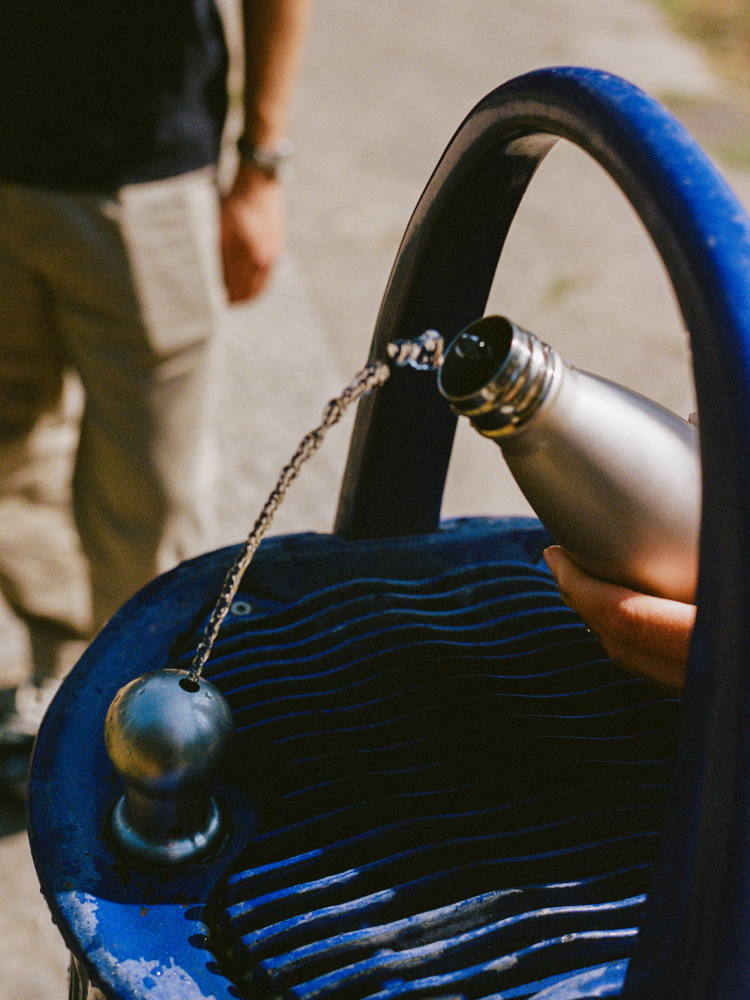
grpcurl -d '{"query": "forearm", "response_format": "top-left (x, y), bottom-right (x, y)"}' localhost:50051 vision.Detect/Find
top-left (240, 0), bottom-right (311, 147)
top-left (220, 0), bottom-right (310, 302)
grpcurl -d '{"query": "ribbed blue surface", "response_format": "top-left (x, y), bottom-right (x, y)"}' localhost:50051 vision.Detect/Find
top-left (187, 560), bottom-right (681, 999)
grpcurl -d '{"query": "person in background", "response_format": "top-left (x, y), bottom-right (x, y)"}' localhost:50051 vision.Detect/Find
top-left (0, 0), bottom-right (311, 752)
top-left (544, 545), bottom-right (695, 691)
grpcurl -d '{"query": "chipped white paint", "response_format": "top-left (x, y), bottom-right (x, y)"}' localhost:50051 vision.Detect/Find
top-left (58, 894), bottom-right (219, 999)
top-left (110, 957), bottom-right (216, 1000)
top-left (62, 893), bottom-right (100, 948)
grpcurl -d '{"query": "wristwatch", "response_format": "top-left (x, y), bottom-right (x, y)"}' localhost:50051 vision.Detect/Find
top-left (236, 136), bottom-right (294, 179)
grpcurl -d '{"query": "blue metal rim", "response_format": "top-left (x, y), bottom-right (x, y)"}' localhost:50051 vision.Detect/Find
top-left (27, 519), bottom-right (558, 999)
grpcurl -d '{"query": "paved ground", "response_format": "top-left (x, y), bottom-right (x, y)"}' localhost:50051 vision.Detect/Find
top-left (2, 0), bottom-right (750, 995)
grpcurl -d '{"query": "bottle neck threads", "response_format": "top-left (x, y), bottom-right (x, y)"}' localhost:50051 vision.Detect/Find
top-left (438, 316), bottom-right (558, 438)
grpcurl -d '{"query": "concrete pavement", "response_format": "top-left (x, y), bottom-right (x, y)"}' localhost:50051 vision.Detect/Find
top-left (2, 0), bottom-right (749, 995)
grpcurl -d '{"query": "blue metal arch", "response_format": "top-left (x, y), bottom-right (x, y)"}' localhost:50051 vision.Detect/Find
top-left (335, 66), bottom-right (750, 997)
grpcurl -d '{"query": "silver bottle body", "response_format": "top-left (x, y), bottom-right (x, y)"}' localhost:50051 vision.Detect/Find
top-left (438, 318), bottom-right (701, 603)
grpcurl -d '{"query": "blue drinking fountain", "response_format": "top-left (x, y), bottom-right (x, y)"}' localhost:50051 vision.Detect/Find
top-left (28, 67), bottom-right (750, 999)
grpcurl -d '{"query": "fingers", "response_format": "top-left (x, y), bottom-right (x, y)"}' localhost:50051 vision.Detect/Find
top-left (220, 177), bottom-right (285, 303)
top-left (221, 227), bottom-right (275, 302)
top-left (543, 545), bottom-right (695, 690)
top-left (591, 639), bottom-right (688, 692)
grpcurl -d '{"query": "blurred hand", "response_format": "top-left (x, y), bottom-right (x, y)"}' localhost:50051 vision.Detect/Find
top-left (220, 163), bottom-right (286, 303)
top-left (543, 545), bottom-right (695, 691)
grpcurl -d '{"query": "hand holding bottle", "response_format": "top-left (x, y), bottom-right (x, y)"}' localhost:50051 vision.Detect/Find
top-left (543, 545), bottom-right (695, 691)
top-left (436, 314), bottom-right (701, 691)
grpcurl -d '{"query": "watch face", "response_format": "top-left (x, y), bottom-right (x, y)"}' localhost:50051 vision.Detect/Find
top-left (237, 136), bottom-right (294, 177)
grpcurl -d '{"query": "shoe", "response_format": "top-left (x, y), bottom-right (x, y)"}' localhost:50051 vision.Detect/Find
top-left (12, 679), bottom-right (61, 736)
top-left (0, 748), bottom-right (32, 805)
top-left (0, 679), bottom-right (61, 743)
top-left (0, 680), bottom-right (61, 803)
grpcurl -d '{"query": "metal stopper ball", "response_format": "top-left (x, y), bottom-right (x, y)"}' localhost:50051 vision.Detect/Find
top-left (104, 668), bottom-right (234, 864)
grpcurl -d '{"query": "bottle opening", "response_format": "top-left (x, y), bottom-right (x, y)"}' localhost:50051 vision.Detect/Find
top-left (439, 316), bottom-right (514, 399)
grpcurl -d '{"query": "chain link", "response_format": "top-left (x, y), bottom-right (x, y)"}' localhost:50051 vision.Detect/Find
top-left (189, 361), bottom-right (390, 679)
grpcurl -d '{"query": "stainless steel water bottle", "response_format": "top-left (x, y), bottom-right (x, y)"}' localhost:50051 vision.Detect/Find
top-left (437, 315), bottom-right (701, 603)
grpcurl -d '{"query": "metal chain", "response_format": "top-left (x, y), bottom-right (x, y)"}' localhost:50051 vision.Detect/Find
top-left (189, 360), bottom-right (391, 679)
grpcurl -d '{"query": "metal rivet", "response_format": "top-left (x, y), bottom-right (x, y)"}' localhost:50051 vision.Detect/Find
top-left (230, 601), bottom-right (253, 616)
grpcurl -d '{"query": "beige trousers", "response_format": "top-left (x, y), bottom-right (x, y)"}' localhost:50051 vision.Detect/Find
top-left (0, 170), bottom-right (225, 682)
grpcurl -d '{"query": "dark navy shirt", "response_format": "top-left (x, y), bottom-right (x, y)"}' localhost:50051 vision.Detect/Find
top-left (0, 0), bottom-right (229, 190)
